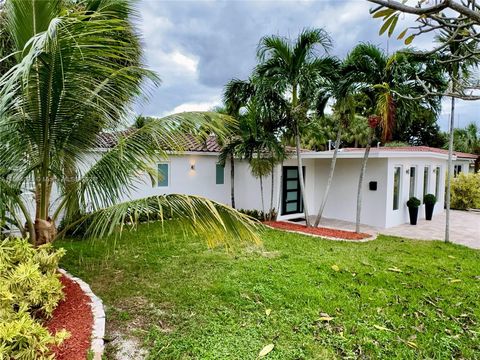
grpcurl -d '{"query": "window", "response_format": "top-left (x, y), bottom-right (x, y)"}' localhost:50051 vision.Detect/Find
top-left (423, 166), bottom-right (429, 202)
top-left (409, 166), bottom-right (416, 198)
top-left (435, 166), bottom-right (441, 198)
top-left (157, 163), bottom-right (169, 187)
top-left (393, 166), bottom-right (401, 210)
top-left (216, 163), bottom-right (224, 185)
top-left (454, 164), bottom-right (462, 177)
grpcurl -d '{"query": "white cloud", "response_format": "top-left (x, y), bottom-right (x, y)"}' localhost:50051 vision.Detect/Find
top-left (162, 98), bottom-right (222, 116)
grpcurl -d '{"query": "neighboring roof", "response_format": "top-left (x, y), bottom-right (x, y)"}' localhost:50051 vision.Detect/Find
top-left (96, 132), bottom-right (222, 152)
top-left (302, 146), bottom-right (478, 160)
top-left (343, 146), bottom-right (478, 160)
top-left (96, 131), bottom-right (303, 154)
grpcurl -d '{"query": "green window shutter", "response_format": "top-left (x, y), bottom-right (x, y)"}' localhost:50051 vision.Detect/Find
top-left (158, 163), bottom-right (169, 187)
top-left (216, 163), bottom-right (224, 185)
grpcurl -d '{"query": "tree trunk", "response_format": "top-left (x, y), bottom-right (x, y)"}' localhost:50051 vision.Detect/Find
top-left (275, 160), bottom-right (284, 221)
top-left (269, 163), bottom-right (275, 220)
top-left (355, 131), bottom-right (372, 233)
top-left (445, 95), bottom-right (455, 244)
top-left (295, 130), bottom-right (311, 226)
top-left (230, 155), bottom-right (235, 209)
top-left (314, 126), bottom-right (342, 227)
top-left (259, 174), bottom-right (266, 220)
top-left (34, 176), bottom-right (55, 246)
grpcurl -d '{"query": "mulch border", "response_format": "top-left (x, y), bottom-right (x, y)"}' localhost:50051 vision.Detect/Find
top-left (58, 269), bottom-right (106, 360)
top-left (263, 222), bottom-right (377, 242)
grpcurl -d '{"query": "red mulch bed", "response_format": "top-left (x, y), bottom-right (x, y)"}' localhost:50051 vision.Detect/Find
top-left (45, 274), bottom-right (93, 360)
top-left (263, 221), bottom-right (371, 240)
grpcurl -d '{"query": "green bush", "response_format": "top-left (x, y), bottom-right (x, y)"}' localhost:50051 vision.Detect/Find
top-left (423, 193), bottom-right (437, 205)
top-left (0, 238), bottom-right (69, 359)
top-left (238, 208), bottom-right (277, 221)
top-left (451, 172), bottom-right (480, 210)
top-left (406, 197), bottom-right (421, 208)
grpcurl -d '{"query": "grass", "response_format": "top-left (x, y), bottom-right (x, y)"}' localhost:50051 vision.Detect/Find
top-left (57, 223), bottom-right (480, 359)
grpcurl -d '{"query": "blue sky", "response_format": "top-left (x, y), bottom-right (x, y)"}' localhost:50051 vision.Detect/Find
top-left (135, 0), bottom-right (479, 131)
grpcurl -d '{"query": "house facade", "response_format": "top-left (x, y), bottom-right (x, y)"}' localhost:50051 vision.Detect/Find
top-left (85, 137), bottom-right (477, 230)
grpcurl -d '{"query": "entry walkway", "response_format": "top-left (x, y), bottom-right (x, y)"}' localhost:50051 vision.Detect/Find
top-left (306, 210), bottom-right (480, 249)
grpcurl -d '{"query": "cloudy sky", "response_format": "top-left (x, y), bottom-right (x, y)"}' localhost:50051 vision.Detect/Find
top-left (135, 0), bottom-right (479, 131)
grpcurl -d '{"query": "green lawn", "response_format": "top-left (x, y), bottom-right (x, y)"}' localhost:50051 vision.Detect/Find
top-left (57, 223), bottom-right (480, 359)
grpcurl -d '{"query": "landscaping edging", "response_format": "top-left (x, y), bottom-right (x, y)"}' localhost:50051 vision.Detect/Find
top-left (263, 223), bottom-right (377, 242)
top-left (58, 269), bottom-right (105, 360)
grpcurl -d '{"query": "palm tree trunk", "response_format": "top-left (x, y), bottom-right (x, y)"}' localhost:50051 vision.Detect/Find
top-left (259, 174), bottom-right (265, 220)
top-left (355, 131), bottom-right (372, 233)
top-left (314, 126), bottom-right (342, 227)
top-left (230, 155), bottom-right (235, 209)
top-left (275, 160), bottom-right (284, 221)
top-left (295, 130), bottom-right (311, 226)
top-left (269, 162), bottom-right (275, 220)
top-left (445, 95), bottom-right (455, 244)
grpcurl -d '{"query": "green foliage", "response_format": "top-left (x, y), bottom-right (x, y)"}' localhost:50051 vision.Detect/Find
top-left (451, 172), bottom-right (480, 210)
top-left (424, 194), bottom-right (437, 206)
top-left (0, 310), bottom-right (69, 360)
top-left (238, 208), bottom-right (277, 221)
top-left (407, 197), bottom-right (421, 208)
top-left (0, 238), bottom-right (68, 359)
top-left (385, 141), bottom-right (410, 147)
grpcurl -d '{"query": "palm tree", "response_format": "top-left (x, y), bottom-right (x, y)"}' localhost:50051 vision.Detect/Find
top-left (0, 0), bottom-right (259, 246)
top-left (341, 44), bottom-right (446, 233)
top-left (256, 28), bottom-right (336, 226)
top-left (313, 78), bottom-right (356, 227)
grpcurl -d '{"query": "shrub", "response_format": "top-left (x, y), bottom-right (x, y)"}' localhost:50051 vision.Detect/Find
top-left (451, 172), bottom-right (480, 210)
top-left (423, 194), bottom-right (437, 205)
top-left (407, 197), bottom-right (421, 208)
top-left (238, 208), bottom-right (277, 221)
top-left (0, 238), bottom-right (68, 359)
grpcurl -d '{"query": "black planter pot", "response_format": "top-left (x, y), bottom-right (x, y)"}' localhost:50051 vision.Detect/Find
top-left (408, 206), bottom-right (419, 225)
top-left (425, 203), bottom-right (435, 220)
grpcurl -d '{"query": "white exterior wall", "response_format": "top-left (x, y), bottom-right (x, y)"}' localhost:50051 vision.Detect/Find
top-left (310, 158), bottom-right (388, 228)
top-left (385, 157), bottom-right (446, 228)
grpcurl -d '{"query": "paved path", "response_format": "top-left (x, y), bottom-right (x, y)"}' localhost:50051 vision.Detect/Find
top-left (305, 210), bottom-right (480, 249)
top-left (381, 210), bottom-right (480, 249)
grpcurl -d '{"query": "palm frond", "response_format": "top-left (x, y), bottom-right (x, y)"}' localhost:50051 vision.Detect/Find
top-left (68, 194), bottom-right (261, 248)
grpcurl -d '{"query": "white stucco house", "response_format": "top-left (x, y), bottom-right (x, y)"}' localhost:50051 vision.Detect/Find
top-left (87, 135), bottom-right (477, 230)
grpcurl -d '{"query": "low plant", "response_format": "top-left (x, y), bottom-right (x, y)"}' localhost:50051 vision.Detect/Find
top-left (238, 208), bottom-right (277, 221)
top-left (450, 172), bottom-right (480, 210)
top-left (0, 238), bottom-right (68, 359)
top-left (423, 193), bottom-right (437, 205)
top-left (406, 197), bottom-right (421, 208)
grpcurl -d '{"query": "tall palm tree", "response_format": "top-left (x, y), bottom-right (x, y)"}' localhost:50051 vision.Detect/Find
top-left (256, 28), bottom-right (336, 226)
top-left (0, 0), bottom-right (259, 246)
top-left (313, 77), bottom-right (356, 227)
top-left (341, 44), bottom-right (446, 233)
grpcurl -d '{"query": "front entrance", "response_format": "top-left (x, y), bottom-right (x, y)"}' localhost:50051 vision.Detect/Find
top-left (281, 166), bottom-right (305, 215)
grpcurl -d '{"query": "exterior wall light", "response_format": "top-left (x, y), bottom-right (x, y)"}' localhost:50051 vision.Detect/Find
top-left (190, 163), bottom-right (195, 171)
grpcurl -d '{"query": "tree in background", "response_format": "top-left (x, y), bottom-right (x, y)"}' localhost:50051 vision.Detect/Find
top-left (0, 0), bottom-right (259, 246)
top-left (452, 122), bottom-right (480, 154)
top-left (256, 28), bottom-right (337, 226)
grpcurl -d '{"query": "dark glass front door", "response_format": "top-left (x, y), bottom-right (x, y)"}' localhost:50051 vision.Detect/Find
top-left (281, 166), bottom-right (304, 215)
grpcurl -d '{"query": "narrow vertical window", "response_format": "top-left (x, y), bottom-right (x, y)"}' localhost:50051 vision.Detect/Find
top-left (423, 166), bottom-right (429, 201)
top-left (216, 163), bottom-right (224, 185)
top-left (393, 166), bottom-right (401, 210)
top-left (435, 166), bottom-right (441, 198)
top-left (409, 166), bottom-right (416, 198)
top-left (157, 163), bottom-right (169, 187)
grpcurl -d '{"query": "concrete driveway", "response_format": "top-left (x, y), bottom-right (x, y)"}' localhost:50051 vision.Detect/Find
top-left (380, 210), bottom-right (480, 249)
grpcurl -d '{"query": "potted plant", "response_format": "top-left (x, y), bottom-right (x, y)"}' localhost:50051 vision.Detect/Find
top-left (423, 194), bottom-right (437, 221)
top-left (406, 197), bottom-right (421, 225)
